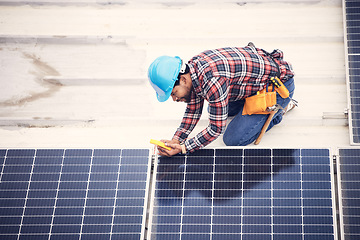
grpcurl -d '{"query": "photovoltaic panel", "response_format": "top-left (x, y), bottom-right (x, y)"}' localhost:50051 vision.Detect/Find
top-left (0, 148), bottom-right (151, 240)
top-left (344, 0), bottom-right (360, 144)
top-left (338, 148), bottom-right (360, 240)
top-left (148, 148), bottom-right (337, 240)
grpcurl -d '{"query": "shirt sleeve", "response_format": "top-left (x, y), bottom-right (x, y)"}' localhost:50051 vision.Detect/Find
top-left (173, 91), bottom-right (204, 143)
top-left (179, 77), bottom-right (230, 152)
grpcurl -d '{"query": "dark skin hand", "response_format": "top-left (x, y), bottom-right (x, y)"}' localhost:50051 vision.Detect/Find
top-left (157, 139), bottom-right (182, 157)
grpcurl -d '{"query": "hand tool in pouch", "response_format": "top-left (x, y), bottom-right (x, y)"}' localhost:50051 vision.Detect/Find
top-left (270, 76), bottom-right (289, 98)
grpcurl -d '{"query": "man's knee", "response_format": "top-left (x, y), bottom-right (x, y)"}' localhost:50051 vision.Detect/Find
top-left (223, 131), bottom-right (255, 146)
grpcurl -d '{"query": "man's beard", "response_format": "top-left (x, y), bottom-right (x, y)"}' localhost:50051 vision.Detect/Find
top-left (184, 88), bottom-right (193, 103)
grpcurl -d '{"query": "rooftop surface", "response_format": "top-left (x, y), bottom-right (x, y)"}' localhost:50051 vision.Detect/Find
top-left (0, 0), bottom-right (349, 156)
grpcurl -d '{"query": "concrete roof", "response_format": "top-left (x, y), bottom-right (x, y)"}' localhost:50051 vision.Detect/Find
top-left (0, 0), bottom-right (349, 155)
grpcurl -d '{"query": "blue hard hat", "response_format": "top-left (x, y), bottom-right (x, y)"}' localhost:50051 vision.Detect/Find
top-left (148, 56), bottom-right (182, 102)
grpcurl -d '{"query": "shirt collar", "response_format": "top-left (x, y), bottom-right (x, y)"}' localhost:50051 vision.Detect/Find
top-left (188, 63), bottom-right (203, 97)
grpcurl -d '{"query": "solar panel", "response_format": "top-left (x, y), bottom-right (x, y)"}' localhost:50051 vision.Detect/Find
top-left (344, 0), bottom-right (360, 144)
top-left (337, 148), bottom-right (360, 240)
top-left (0, 148), bottom-right (151, 240)
top-left (148, 148), bottom-right (337, 240)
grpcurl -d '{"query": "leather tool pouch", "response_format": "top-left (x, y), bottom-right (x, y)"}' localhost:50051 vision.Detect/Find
top-left (242, 84), bottom-right (277, 115)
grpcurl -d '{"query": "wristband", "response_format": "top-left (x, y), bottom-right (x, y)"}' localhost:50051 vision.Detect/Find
top-left (180, 143), bottom-right (187, 154)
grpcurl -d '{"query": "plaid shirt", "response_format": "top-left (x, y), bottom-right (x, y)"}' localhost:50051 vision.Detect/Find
top-left (173, 45), bottom-right (295, 152)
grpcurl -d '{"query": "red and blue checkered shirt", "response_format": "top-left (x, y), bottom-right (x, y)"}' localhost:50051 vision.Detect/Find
top-left (173, 45), bottom-right (295, 152)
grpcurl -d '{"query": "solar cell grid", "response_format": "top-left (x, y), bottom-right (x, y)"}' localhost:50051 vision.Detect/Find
top-left (344, 0), bottom-right (360, 144)
top-left (0, 149), bottom-right (151, 240)
top-left (0, 148), bottom-right (341, 239)
top-left (148, 148), bottom-right (336, 240)
top-left (338, 148), bottom-right (360, 240)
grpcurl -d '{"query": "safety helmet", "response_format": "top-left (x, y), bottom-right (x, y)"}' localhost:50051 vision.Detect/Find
top-left (148, 55), bottom-right (185, 102)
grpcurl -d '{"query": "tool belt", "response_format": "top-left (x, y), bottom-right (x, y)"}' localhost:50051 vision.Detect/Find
top-left (242, 76), bottom-right (290, 115)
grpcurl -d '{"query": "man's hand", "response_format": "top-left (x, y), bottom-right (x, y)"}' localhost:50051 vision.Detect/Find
top-left (158, 139), bottom-right (181, 157)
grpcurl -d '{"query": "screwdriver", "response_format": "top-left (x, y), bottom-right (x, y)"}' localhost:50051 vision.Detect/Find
top-left (270, 77), bottom-right (289, 98)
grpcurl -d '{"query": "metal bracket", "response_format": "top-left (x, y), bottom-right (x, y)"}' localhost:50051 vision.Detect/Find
top-left (322, 109), bottom-right (348, 120)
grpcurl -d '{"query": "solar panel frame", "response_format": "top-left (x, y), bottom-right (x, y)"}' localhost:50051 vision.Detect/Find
top-left (147, 148), bottom-right (338, 240)
top-left (343, 0), bottom-right (360, 145)
top-left (337, 147), bottom-right (360, 240)
top-left (0, 148), bottom-right (152, 240)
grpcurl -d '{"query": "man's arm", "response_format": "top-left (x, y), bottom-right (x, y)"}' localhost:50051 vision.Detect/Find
top-left (173, 92), bottom-right (204, 143)
top-left (180, 77), bottom-right (230, 153)
top-left (157, 94), bottom-right (204, 157)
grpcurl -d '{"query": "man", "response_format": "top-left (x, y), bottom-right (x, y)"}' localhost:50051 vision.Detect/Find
top-left (148, 43), bottom-right (295, 156)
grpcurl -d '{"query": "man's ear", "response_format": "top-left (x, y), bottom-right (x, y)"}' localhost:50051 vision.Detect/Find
top-left (180, 75), bottom-right (187, 84)
top-left (180, 73), bottom-right (191, 86)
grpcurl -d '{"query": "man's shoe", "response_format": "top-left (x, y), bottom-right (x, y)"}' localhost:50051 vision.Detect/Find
top-left (282, 99), bottom-right (298, 115)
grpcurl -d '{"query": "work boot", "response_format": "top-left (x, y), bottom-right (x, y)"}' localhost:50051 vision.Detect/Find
top-left (282, 99), bottom-right (298, 115)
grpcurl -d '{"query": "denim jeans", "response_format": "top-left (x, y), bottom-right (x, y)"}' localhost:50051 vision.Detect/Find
top-left (223, 78), bottom-right (295, 146)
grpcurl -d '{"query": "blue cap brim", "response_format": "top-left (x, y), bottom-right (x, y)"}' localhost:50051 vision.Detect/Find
top-left (156, 88), bottom-right (172, 102)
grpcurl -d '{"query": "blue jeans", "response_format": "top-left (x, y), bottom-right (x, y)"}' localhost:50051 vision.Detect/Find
top-left (223, 78), bottom-right (295, 146)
